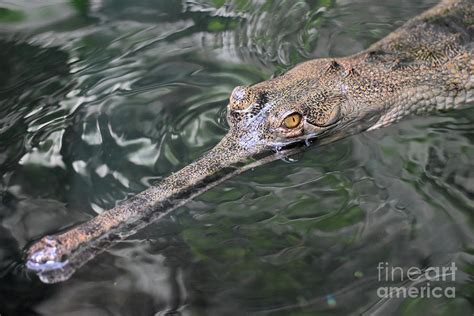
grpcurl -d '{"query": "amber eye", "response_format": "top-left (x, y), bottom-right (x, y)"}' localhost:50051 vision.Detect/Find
top-left (283, 113), bottom-right (302, 129)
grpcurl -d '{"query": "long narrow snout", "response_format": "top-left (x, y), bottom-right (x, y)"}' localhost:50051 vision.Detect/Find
top-left (25, 130), bottom-right (300, 283)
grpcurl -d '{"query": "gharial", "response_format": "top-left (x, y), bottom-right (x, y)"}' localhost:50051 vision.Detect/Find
top-left (26, 0), bottom-right (473, 283)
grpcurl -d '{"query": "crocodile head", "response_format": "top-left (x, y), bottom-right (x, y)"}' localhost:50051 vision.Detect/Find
top-left (224, 58), bottom-right (382, 155)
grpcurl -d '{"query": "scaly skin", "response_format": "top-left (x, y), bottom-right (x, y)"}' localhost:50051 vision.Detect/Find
top-left (27, 0), bottom-right (473, 283)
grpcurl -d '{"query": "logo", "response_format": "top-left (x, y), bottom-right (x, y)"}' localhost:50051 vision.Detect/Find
top-left (376, 262), bottom-right (457, 298)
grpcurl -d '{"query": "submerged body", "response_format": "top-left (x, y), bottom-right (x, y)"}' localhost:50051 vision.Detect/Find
top-left (27, 0), bottom-right (473, 283)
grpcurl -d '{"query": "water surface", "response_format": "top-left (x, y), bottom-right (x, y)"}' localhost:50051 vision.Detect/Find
top-left (0, 0), bottom-right (473, 315)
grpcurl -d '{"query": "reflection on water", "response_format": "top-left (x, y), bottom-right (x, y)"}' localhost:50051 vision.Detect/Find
top-left (0, 0), bottom-right (473, 315)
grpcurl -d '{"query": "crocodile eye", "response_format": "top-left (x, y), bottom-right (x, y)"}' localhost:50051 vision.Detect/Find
top-left (231, 86), bottom-right (246, 102)
top-left (283, 113), bottom-right (302, 129)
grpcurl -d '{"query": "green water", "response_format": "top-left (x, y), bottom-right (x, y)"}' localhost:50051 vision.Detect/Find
top-left (1, 0), bottom-right (473, 315)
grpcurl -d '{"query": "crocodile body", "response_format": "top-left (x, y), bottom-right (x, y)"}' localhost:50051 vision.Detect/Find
top-left (26, 0), bottom-right (473, 283)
